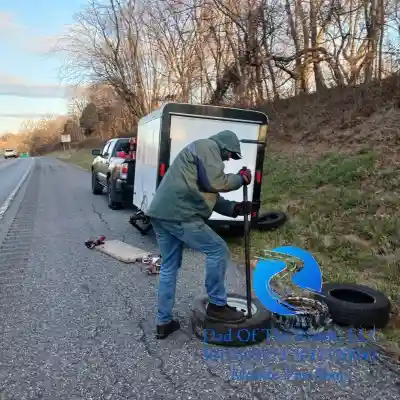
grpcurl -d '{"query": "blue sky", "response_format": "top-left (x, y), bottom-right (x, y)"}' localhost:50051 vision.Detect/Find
top-left (0, 0), bottom-right (84, 133)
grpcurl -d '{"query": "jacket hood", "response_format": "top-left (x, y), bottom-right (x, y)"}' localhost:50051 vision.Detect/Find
top-left (209, 130), bottom-right (241, 159)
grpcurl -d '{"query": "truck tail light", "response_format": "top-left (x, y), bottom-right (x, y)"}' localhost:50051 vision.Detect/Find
top-left (159, 163), bottom-right (166, 177)
top-left (255, 170), bottom-right (262, 184)
top-left (120, 164), bottom-right (129, 180)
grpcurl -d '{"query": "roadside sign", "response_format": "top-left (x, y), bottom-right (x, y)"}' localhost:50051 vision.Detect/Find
top-left (61, 134), bottom-right (71, 143)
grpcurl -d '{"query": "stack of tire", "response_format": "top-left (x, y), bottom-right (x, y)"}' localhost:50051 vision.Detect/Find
top-left (192, 284), bottom-right (391, 346)
top-left (192, 212), bottom-right (391, 346)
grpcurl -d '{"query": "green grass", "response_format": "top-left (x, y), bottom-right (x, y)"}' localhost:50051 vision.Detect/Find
top-left (48, 148), bottom-right (94, 171)
top-left (228, 148), bottom-right (400, 350)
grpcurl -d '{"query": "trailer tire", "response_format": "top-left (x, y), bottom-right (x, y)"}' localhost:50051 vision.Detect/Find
top-left (314, 283), bottom-right (391, 329)
top-left (191, 293), bottom-right (272, 347)
top-left (92, 171), bottom-right (103, 195)
top-left (107, 179), bottom-right (122, 210)
top-left (256, 211), bottom-right (287, 230)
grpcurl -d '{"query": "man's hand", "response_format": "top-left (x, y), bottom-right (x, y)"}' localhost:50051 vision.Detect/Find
top-left (233, 201), bottom-right (252, 217)
top-left (238, 168), bottom-right (252, 185)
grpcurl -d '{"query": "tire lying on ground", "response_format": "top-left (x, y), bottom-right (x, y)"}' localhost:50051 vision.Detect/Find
top-left (255, 211), bottom-right (287, 231)
top-left (191, 293), bottom-right (273, 346)
top-left (314, 283), bottom-right (391, 329)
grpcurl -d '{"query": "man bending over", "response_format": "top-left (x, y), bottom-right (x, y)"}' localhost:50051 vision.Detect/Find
top-left (147, 130), bottom-right (252, 339)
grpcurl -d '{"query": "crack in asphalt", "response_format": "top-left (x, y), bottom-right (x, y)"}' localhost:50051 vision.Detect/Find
top-left (92, 204), bottom-right (113, 234)
top-left (137, 319), bottom-right (183, 391)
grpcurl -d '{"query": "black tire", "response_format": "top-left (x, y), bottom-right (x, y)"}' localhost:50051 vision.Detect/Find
top-left (272, 296), bottom-right (332, 335)
top-left (211, 225), bottom-right (243, 238)
top-left (107, 179), bottom-right (122, 210)
top-left (191, 293), bottom-right (273, 347)
top-left (228, 225), bottom-right (244, 237)
top-left (255, 211), bottom-right (287, 230)
top-left (314, 283), bottom-right (391, 329)
top-left (91, 171), bottom-right (103, 195)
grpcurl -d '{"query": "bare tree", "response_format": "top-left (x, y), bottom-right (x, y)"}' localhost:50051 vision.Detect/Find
top-left (52, 0), bottom-right (399, 120)
top-left (56, 0), bottom-right (166, 119)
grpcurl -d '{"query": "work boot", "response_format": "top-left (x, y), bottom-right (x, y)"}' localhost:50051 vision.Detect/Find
top-left (206, 303), bottom-right (246, 324)
top-left (156, 320), bottom-right (180, 339)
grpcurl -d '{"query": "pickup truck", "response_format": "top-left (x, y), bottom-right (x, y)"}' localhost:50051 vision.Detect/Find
top-left (91, 137), bottom-right (136, 209)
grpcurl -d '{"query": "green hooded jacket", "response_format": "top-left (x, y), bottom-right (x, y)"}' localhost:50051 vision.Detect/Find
top-left (146, 130), bottom-right (244, 222)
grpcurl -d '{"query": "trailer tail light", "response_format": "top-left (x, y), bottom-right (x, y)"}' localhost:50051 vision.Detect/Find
top-left (159, 163), bottom-right (166, 177)
top-left (255, 170), bottom-right (262, 184)
top-left (120, 164), bottom-right (129, 180)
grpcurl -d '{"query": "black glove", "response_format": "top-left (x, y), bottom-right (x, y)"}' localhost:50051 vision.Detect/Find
top-left (233, 201), bottom-right (252, 217)
top-left (238, 168), bottom-right (252, 185)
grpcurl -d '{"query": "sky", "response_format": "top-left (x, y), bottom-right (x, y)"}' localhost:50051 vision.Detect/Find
top-left (0, 0), bottom-right (85, 133)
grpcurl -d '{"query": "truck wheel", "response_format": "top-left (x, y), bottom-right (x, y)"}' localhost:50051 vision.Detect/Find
top-left (91, 172), bottom-right (103, 194)
top-left (256, 211), bottom-right (287, 231)
top-left (314, 283), bottom-right (391, 329)
top-left (107, 179), bottom-right (122, 210)
top-left (191, 294), bottom-right (272, 347)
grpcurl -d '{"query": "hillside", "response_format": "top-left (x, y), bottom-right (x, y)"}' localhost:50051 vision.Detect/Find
top-left (229, 76), bottom-right (400, 352)
top-left (260, 74), bottom-right (400, 151)
top-left (49, 77), bottom-right (400, 352)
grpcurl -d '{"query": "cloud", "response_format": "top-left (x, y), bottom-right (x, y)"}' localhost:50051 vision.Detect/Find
top-left (26, 35), bottom-right (60, 54)
top-left (0, 73), bottom-right (26, 85)
top-left (0, 113), bottom-right (63, 119)
top-left (0, 11), bottom-right (62, 55)
top-left (0, 82), bottom-right (74, 98)
top-left (0, 73), bottom-right (88, 99)
top-left (0, 11), bottom-right (21, 34)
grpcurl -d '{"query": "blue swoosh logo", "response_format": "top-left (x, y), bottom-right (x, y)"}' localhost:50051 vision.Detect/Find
top-left (253, 246), bottom-right (322, 315)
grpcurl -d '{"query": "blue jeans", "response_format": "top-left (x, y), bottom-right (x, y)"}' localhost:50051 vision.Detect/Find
top-left (151, 218), bottom-right (230, 325)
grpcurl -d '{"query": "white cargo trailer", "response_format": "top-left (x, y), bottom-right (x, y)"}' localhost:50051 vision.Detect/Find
top-left (129, 103), bottom-right (269, 235)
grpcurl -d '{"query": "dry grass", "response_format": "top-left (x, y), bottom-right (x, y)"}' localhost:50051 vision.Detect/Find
top-left (259, 74), bottom-right (400, 149)
top-left (227, 144), bottom-right (400, 351)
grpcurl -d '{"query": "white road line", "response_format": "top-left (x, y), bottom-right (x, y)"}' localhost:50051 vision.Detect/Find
top-left (0, 159), bottom-right (36, 220)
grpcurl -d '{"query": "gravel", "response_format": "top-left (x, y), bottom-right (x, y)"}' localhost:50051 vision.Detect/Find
top-left (0, 156), bottom-right (399, 399)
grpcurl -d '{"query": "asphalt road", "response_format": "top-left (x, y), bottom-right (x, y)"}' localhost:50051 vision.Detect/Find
top-left (0, 158), bottom-right (28, 207)
top-left (0, 157), bottom-right (399, 400)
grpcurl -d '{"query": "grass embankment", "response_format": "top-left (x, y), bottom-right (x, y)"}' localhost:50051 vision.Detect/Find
top-left (49, 149), bottom-right (94, 171)
top-left (50, 145), bottom-right (399, 350)
top-left (228, 147), bottom-right (399, 350)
